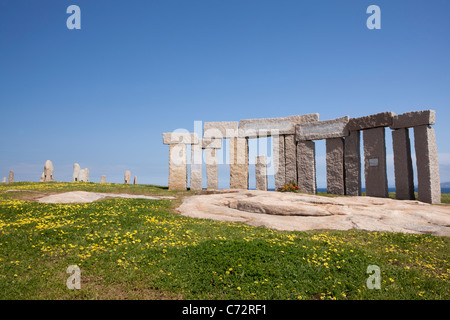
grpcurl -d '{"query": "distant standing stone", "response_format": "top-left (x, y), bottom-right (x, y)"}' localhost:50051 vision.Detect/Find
top-left (40, 172), bottom-right (45, 182)
top-left (2, 177), bottom-right (6, 183)
top-left (8, 170), bottom-right (14, 183)
top-left (78, 168), bottom-right (90, 182)
top-left (44, 160), bottom-right (54, 182)
top-left (125, 170), bottom-right (131, 184)
top-left (134, 176), bottom-right (137, 185)
top-left (72, 163), bottom-right (80, 182)
top-left (100, 175), bottom-right (106, 183)
top-left (255, 155), bottom-right (268, 191)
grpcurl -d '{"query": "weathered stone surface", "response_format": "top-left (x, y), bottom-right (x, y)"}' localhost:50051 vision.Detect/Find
top-left (284, 134), bottom-right (297, 183)
top-left (363, 127), bottom-right (388, 198)
top-left (229, 137), bottom-right (248, 189)
top-left (124, 170), bottom-right (131, 184)
top-left (7, 171), bottom-right (13, 183)
top-left (344, 130), bottom-right (362, 196)
top-left (44, 160), bottom-right (54, 182)
top-left (169, 144), bottom-right (187, 190)
top-left (72, 163), bottom-right (80, 182)
top-left (240, 114), bottom-right (319, 138)
top-left (163, 132), bottom-right (199, 145)
top-left (203, 121), bottom-right (239, 138)
top-left (134, 176), bottom-right (137, 185)
top-left (100, 175), bottom-right (106, 183)
top-left (202, 138), bottom-right (222, 149)
top-left (296, 116), bottom-right (349, 141)
top-left (78, 168), bottom-right (89, 182)
top-left (273, 135), bottom-right (285, 189)
top-left (414, 125), bottom-right (441, 204)
top-left (190, 143), bottom-right (203, 191)
top-left (37, 191), bottom-right (175, 204)
top-left (178, 190), bottom-right (450, 236)
top-left (326, 138), bottom-right (345, 195)
top-left (391, 110), bottom-right (435, 129)
top-left (255, 155), bottom-right (268, 191)
top-left (296, 140), bottom-right (316, 194)
top-left (205, 148), bottom-right (218, 190)
top-left (348, 112), bottom-right (395, 131)
top-left (392, 128), bottom-right (415, 200)
top-left (2, 177), bottom-right (6, 183)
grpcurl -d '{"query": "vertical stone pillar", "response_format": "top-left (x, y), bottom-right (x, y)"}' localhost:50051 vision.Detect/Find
top-left (326, 137), bottom-right (345, 195)
top-left (190, 143), bottom-right (203, 191)
top-left (124, 170), bottom-right (131, 184)
top-left (273, 135), bottom-right (285, 190)
top-left (205, 148), bottom-right (218, 190)
top-left (344, 130), bottom-right (361, 196)
top-left (100, 175), bottom-right (106, 183)
top-left (414, 125), bottom-right (441, 204)
top-left (392, 128), bottom-right (415, 200)
top-left (255, 155), bottom-right (267, 191)
top-left (134, 176), bottom-right (137, 185)
top-left (168, 143), bottom-right (188, 190)
top-left (284, 134), bottom-right (297, 184)
top-left (230, 137), bottom-right (249, 189)
top-left (8, 170), bottom-right (14, 183)
top-left (2, 177), bottom-right (6, 183)
top-left (44, 160), bottom-right (54, 182)
top-left (73, 163), bottom-right (80, 182)
top-left (296, 140), bottom-right (316, 194)
top-left (363, 127), bottom-right (388, 198)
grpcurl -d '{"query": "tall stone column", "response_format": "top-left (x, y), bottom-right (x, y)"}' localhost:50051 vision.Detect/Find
top-left (326, 137), bottom-right (345, 195)
top-left (73, 163), bottom-right (80, 182)
top-left (296, 140), bottom-right (316, 194)
top-left (363, 127), bottom-right (388, 198)
top-left (205, 148), bottom-right (218, 190)
top-left (414, 125), bottom-right (441, 204)
top-left (255, 155), bottom-right (268, 191)
top-left (44, 160), bottom-right (54, 182)
top-left (190, 143), bottom-right (203, 191)
top-left (273, 134), bottom-right (285, 190)
top-left (392, 128), bottom-right (415, 200)
top-left (8, 170), bottom-right (14, 183)
top-left (230, 137), bottom-right (249, 189)
top-left (284, 134), bottom-right (297, 184)
top-left (344, 130), bottom-right (361, 196)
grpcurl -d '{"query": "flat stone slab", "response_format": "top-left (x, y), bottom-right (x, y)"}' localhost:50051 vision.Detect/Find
top-left (177, 190), bottom-right (450, 236)
top-left (296, 116), bottom-right (349, 141)
top-left (239, 114), bottom-right (319, 138)
top-left (37, 191), bottom-right (175, 203)
top-left (202, 138), bottom-right (222, 149)
top-left (163, 132), bottom-right (199, 145)
top-left (348, 112), bottom-right (395, 131)
top-left (391, 110), bottom-right (436, 129)
top-left (203, 121), bottom-right (239, 138)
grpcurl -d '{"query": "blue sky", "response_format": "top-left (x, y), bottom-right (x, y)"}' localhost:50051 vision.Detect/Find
top-left (1, 0), bottom-right (449, 188)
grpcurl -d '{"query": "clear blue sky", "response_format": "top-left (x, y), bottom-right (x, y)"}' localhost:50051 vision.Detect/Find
top-left (1, 0), bottom-right (449, 188)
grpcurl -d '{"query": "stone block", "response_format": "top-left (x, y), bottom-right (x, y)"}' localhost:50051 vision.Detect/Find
top-left (203, 121), bottom-right (239, 138)
top-left (205, 148), bottom-right (219, 190)
top-left (344, 130), bottom-right (362, 196)
top-left (391, 110), bottom-right (435, 129)
top-left (230, 137), bottom-right (249, 189)
top-left (100, 175), bottom-right (106, 183)
top-left (273, 135), bottom-right (285, 189)
top-left (363, 127), bottom-right (388, 198)
top-left (134, 176), bottom-right (137, 185)
top-left (284, 134), bottom-right (297, 183)
top-left (326, 138), bottom-right (345, 195)
top-left (1, 177), bottom-right (6, 183)
top-left (44, 160), bottom-right (54, 182)
top-left (190, 143), bottom-right (203, 191)
top-left (239, 114), bottom-right (319, 138)
top-left (163, 132), bottom-right (199, 145)
top-left (72, 163), bottom-right (80, 182)
top-left (255, 155), bottom-right (268, 191)
top-left (168, 144), bottom-right (187, 190)
top-left (78, 168), bottom-right (89, 182)
top-left (392, 128), bottom-right (415, 200)
top-left (296, 140), bottom-right (316, 194)
top-left (124, 170), bottom-right (131, 184)
top-left (296, 116), bottom-right (349, 141)
top-left (414, 125), bottom-right (441, 204)
top-left (8, 170), bottom-right (14, 183)
top-left (348, 112), bottom-right (395, 131)
top-left (202, 138), bottom-right (222, 149)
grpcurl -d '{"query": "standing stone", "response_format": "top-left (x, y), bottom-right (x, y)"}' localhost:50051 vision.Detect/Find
top-left (78, 168), bottom-right (89, 182)
top-left (255, 155), bottom-right (268, 191)
top-left (230, 137), bottom-right (249, 189)
top-left (205, 148), bottom-right (219, 190)
top-left (168, 144), bottom-right (187, 190)
top-left (100, 175), bottom-right (106, 183)
top-left (134, 176), bottom-right (137, 185)
top-left (296, 140), bottom-right (316, 194)
top-left (392, 128), bottom-right (415, 200)
top-left (190, 143), bottom-right (203, 191)
top-left (414, 125), bottom-right (441, 204)
top-left (273, 135), bottom-right (286, 190)
top-left (124, 170), bottom-right (131, 184)
top-left (284, 134), bottom-right (297, 184)
top-left (363, 127), bottom-right (388, 198)
top-left (72, 163), bottom-right (80, 182)
top-left (2, 177), bottom-right (6, 183)
top-left (326, 138), bottom-right (345, 195)
top-left (40, 172), bottom-right (45, 182)
top-left (44, 160), bottom-right (54, 182)
top-left (344, 130), bottom-right (362, 196)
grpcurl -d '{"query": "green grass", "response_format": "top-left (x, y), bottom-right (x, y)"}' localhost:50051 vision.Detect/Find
top-left (0, 182), bottom-right (448, 300)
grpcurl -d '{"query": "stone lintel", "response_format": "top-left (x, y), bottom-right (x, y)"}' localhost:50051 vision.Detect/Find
top-left (163, 132), bottom-right (199, 145)
top-left (348, 112), bottom-right (395, 131)
top-left (296, 116), bottom-right (349, 141)
top-left (391, 110), bottom-right (435, 129)
top-left (203, 121), bottom-right (239, 138)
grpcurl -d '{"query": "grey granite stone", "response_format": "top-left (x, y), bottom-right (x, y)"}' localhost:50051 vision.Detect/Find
top-left (326, 138), bottom-right (345, 195)
top-left (391, 110), bottom-right (435, 129)
top-left (392, 128), bottom-right (415, 200)
top-left (296, 140), bottom-right (316, 194)
top-left (344, 130), bottom-right (362, 196)
top-left (363, 127), bottom-right (388, 198)
top-left (296, 116), bottom-right (349, 141)
top-left (348, 112), bottom-right (395, 131)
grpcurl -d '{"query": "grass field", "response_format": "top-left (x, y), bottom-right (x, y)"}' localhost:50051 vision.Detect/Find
top-left (0, 182), bottom-right (448, 300)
